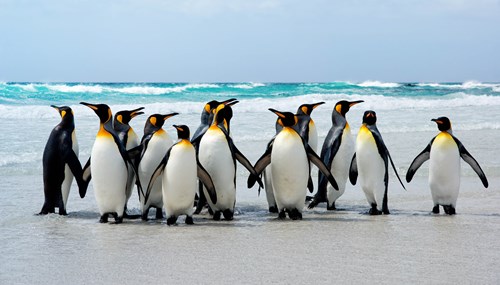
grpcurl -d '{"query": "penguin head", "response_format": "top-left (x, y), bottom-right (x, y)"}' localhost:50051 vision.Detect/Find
top-left (362, 110), bottom-right (377, 125)
top-left (147, 113), bottom-right (179, 129)
top-left (173, 125), bottom-right (190, 140)
top-left (80, 102), bottom-right (112, 123)
top-left (269, 109), bottom-right (297, 127)
top-left (297, 102), bottom-right (325, 116)
top-left (432, 117), bottom-right (452, 132)
top-left (51, 105), bottom-right (74, 121)
top-left (213, 101), bottom-right (238, 130)
top-left (205, 98), bottom-right (237, 114)
top-left (114, 107), bottom-right (145, 125)
top-left (335, 100), bottom-right (364, 117)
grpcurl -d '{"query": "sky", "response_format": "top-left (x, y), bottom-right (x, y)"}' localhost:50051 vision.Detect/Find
top-left (0, 0), bottom-right (499, 82)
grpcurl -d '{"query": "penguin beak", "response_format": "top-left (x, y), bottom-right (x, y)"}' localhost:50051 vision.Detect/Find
top-left (269, 108), bottom-right (286, 118)
top-left (431, 118), bottom-right (442, 124)
top-left (366, 112), bottom-right (374, 118)
top-left (50, 105), bottom-right (60, 111)
top-left (163, 112), bottom-right (179, 121)
top-left (173, 124), bottom-right (182, 131)
top-left (349, 100), bottom-right (364, 107)
top-left (225, 100), bottom-right (239, 107)
top-left (80, 102), bottom-right (98, 111)
top-left (312, 102), bottom-right (325, 109)
top-left (222, 98), bottom-right (238, 105)
top-left (130, 107), bottom-right (145, 118)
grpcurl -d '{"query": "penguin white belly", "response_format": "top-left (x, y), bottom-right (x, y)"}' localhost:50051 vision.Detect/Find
top-left (162, 143), bottom-right (197, 217)
top-left (125, 130), bottom-right (139, 202)
top-left (356, 130), bottom-right (385, 210)
top-left (199, 128), bottom-right (235, 212)
top-left (139, 132), bottom-right (172, 210)
top-left (271, 130), bottom-right (309, 212)
top-left (61, 132), bottom-right (78, 208)
top-left (91, 137), bottom-right (127, 216)
top-left (263, 167), bottom-right (276, 208)
top-left (429, 134), bottom-right (460, 207)
top-left (327, 129), bottom-right (354, 205)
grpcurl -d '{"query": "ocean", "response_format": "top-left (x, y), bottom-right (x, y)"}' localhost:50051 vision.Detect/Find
top-left (1, 81), bottom-right (499, 284)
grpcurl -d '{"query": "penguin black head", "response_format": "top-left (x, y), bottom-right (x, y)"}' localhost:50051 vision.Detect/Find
top-left (205, 98), bottom-right (237, 114)
top-left (147, 113), bottom-right (179, 129)
top-left (269, 109), bottom-right (297, 127)
top-left (362, 110), bottom-right (377, 125)
top-left (213, 101), bottom-right (238, 128)
top-left (51, 105), bottom-right (74, 120)
top-left (432, 117), bottom-right (452, 132)
top-left (335, 100), bottom-right (364, 117)
top-left (115, 107), bottom-right (145, 125)
top-left (80, 102), bottom-right (112, 123)
top-left (173, 125), bottom-right (190, 140)
top-left (296, 102), bottom-right (325, 116)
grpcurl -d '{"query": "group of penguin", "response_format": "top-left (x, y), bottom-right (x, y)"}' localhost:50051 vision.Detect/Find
top-left (40, 99), bottom-right (489, 224)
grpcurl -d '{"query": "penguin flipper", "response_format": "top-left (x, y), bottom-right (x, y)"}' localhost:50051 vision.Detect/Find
top-left (197, 160), bottom-right (217, 204)
top-left (387, 151), bottom-right (406, 190)
top-left (233, 145), bottom-right (263, 188)
top-left (127, 145), bottom-right (144, 162)
top-left (316, 128), bottom-right (343, 201)
top-left (247, 141), bottom-right (273, 189)
top-left (82, 157), bottom-right (92, 183)
top-left (349, 153), bottom-right (358, 185)
top-left (453, 136), bottom-right (489, 188)
top-left (146, 158), bottom-right (167, 204)
top-left (66, 150), bottom-right (88, 198)
top-left (306, 144), bottom-right (338, 190)
top-left (406, 142), bottom-right (432, 183)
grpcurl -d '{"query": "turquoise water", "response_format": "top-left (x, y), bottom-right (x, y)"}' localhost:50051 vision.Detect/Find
top-left (1, 81), bottom-right (499, 106)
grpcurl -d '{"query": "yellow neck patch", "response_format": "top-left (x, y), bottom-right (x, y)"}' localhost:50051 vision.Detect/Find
top-left (97, 124), bottom-right (112, 138)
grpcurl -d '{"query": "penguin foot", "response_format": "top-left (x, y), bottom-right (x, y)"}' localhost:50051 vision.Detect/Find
top-left (222, 209), bottom-right (234, 221)
top-left (443, 205), bottom-right (456, 215)
top-left (141, 208), bottom-right (150, 221)
top-left (167, 216), bottom-right (178, 226)
top-left (307, 199), bottom-right (319, 209)
top-left (58, 208), bottom-right (68, 216)
top-left (185, 216), bottom-right (194, 225)
top-left (268, 206), bottom-right (278, 213)
top-left (213, 211), bottom-right (221, 221)
top-left (383, 209), bottom-right (390, 215)
top-left (39, 205), bottom-right (55, 215)
top-left (369, 205), bottom-right (382, 215)
top-left (99, 214), bottom-right (109, 223)
top-left (278, 210), bottom-right (286, 220)
top-left (432, 205), bottom-right (440, 214)
top-left (289, 209), bottom-right (302, 220)
top-left (326, 202), bottom-right (336, 211)
top-left (112, 213), bottom-right (123, 224)
top-left (155, 207), bottom-right (164, 220)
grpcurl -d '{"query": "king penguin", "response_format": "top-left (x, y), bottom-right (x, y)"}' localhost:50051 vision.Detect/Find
top-left (80, 102), bottom-right (134, 223)
top-left (41, 105), bottom-right (87, 215)
top-left (349, 110), bottom-right (406, 215)
top-left (248, 109), bottom-right (339, 220)
top-left (147, 125), bottom-right (217, 225)
top-left (135, 113), bottom-right (178, 220)
top-left (113, 107), bottom-right (144, 217)
top-left (308, 100), bottom-right (363, 210)
top-left (192, 98), bottom-right (238, 214)
top-left (198, 103), bottom-right (262, 220)
top-left (263, 102), bottom-right (324, 212)
top-left (406, 117), bottom-right (488, 214)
